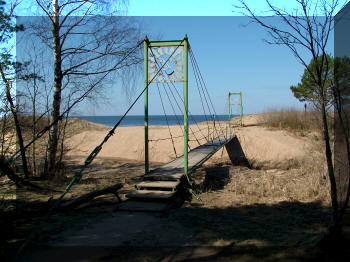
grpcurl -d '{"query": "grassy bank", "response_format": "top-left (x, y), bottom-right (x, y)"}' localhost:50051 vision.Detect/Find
top-left (260, 107), bottom-right (323, 134)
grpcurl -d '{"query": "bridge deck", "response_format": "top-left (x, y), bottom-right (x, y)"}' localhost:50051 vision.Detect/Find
top-left (118, 134), bottom-right (235, 212)
top-left (145, 134), bottom-right (233, 181)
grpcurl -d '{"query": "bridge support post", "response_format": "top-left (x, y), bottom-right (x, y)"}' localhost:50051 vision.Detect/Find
top-left (144, 36), bottom-right (149, 174)
top-left (239, 91), bottom-right (243, 126)
top-left (144, 36), bottom-right (189, 178)
top-left (227, 93), bottom-right (231, 137)
top-left (184, 35), bottom-right (189, 179)
top-left (228, 92), bottom-right (243, 132)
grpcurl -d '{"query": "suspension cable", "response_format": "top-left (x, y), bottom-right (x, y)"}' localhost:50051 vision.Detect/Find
top-left (161, 82), bottom-right (186, 140)
top-left (189, 47), bottom-right (210, 127)
top-left (190, 48), bottom-right (225, 133)
top-left (149, 51), bottom-right (208, 145)
top-left (189, 48), bottom-right (225, 141)
top-left (168, 80), bottom-right (207, 145)
top-left (166, 80), bottom-right (203, 146)
top-left (161, 82), bottom-right (193, 150)
top-left (148, 48), bottom-right (202, 148)
top-left (148, 48), bottom-right (192, 151)
top-left (156, 83), bottom-right (178, 158)
top-left (162, 81), bottom-right (191, 150)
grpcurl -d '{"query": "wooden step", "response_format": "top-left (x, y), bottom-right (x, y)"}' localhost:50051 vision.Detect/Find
top-left (125, 190), bottom-right (175, 200)
top-left (116, 200), bottom-right (170, 212)
top-left (135, 180), bottom-right (180, 190)
top-left (145, 173), bottom-right (184, 181)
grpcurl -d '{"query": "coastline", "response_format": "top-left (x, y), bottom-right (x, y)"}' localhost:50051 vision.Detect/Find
top-left (69, 114), bottom-right (233, 127)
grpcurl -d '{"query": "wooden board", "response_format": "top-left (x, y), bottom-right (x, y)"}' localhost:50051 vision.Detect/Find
top-left (121, 135), bottom-right (234, 209)
top-left (126, 190), bottom-right (175, 200)
top-left (145, 172), bottom-right (183, 181)
top-left (135, 180), bottom-right (180, 189)
top-left (145, 135), bottom-right (232, 181)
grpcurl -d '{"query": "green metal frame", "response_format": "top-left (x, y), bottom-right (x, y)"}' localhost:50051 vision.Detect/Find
top-left (228, 92), bottom-right (243, 134)
top-left (183, 35), bottom-right (189, 178)
top-left (149, 41), bottom-right (185, 47)
top-left (144, 35), bottom-right (189, 177)
top-left (144, 36), bottom-right (149, 174)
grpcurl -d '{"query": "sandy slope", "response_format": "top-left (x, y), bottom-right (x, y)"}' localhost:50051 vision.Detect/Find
top-left (65, 114), bottom-right (316, 169)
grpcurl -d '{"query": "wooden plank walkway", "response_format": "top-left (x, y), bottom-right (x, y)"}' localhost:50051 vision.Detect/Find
top-left (117, 134), bottom-right (234, 212)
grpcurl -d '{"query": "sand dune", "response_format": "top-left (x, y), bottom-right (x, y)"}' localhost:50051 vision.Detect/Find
top-left (65, 114), bottom-right (316, 169)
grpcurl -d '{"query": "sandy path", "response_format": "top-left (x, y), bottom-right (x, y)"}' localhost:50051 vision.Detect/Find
top-left (54, 212), bottom-right (159, 247)
top-left (22, 209), bottom-right (224, 262)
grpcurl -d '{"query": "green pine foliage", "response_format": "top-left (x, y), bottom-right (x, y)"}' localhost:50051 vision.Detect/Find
top-left (290, 54), bottom-right (334, 106)
top-left (0, 1), bottom-right (23, 71)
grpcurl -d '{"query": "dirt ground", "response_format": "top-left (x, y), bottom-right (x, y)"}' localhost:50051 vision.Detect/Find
top-left (12, 158), bottom-right (347, 262)
top-left (2, 115), bottom-right (350, 261)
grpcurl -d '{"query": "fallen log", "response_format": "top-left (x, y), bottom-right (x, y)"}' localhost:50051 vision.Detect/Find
top-left (56, 183), bottom-right (123, 212)
top-left (0, 155), bottom-right (22, 186)
top-left (0, 156), bottom-right (43, 189)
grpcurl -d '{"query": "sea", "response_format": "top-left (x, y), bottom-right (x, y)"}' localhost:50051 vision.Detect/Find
top-left (72, 115), bottom-right (233, 127)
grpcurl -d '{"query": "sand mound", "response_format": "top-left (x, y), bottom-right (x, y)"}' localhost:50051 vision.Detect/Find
top-left (233, 126), bottom-right (314, 169)
top-left (230, 113), bottom-right (262, 126)
top-left (65, 114), bottom-right (317, 170)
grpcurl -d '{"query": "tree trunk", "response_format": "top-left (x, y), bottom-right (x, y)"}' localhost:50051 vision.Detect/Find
top-left (0, 156), bottom-right (49, 189)
top-left (32, 78), bottom-right (36, 176)
top-left (333, 84), bottom-right (350, 221)
top-left (0, 65), bottom-right (30, 179)
top-left (47, 0), bottom-right (62, 177)
top-left (56, 183), bottom-right (123, 212)
top-left (1, 112), bottom-right (7, 156)
top-left (0, 156), bottom-right (22, 186)
top-left (58, 114), bottom-right (68, 165)
top-left (321, 97), bottom-right (339, 231)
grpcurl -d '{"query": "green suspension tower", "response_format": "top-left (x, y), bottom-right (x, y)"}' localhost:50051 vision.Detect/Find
top-left (143, 35), bottom-right (189, 177)
top-left (144, 36), bottom-right (149, 174)
top-left (228, 92), bottom-right (243, 135)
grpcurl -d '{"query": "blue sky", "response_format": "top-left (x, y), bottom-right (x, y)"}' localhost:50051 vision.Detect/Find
top-left (79, 0), bottom-right (339, 116)
top-left (127, 0), bottom-right (346, 16)
top-left (15, 0), bottom-right (344, 116)
top-left (96, 16), bottom-right (319, 116)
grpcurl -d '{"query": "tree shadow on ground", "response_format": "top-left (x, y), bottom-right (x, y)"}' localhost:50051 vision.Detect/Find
top-left (200, 166), bottom-right (230, 192)
top-left (11, 157), bottom-right (350, 262)
top-left (19, 200), bottom-right (350, 262)
top-left (100, 201), bottom-right (348, 262)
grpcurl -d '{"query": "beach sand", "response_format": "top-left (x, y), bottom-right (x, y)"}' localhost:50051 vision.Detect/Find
top-left (65, 114), bottom-right (316, 170)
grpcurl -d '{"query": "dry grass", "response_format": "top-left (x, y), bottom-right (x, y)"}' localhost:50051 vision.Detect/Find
top-left (260, 107), bottom-right (322, 134)
top-left (198, 146), bottom-right (329, 207)
top-left (0, 116), bottom-right (109, 176)
top-left (230, 160), bottom-right (328, 206)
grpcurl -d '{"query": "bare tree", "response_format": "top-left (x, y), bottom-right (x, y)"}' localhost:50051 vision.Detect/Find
top-left (17, 46), bottom-right (46, 177)
top-left (20, 0), bottom-right (142, 177)
top-left (0, 1), bottom-right (30, 178)
top-left (0, 89), bottom-right (15, 157)
top-left (333, 56), bottom-right (350, 220)
top-left (235, 0), bottom-right (348, 239)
